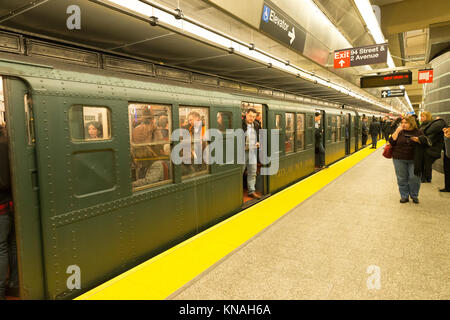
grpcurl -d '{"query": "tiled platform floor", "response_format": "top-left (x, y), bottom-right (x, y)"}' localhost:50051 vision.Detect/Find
top-left (171, 148), bottom-right (450, 299)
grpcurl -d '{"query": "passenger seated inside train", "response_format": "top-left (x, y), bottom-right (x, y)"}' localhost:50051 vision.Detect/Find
top-left (132, 144), bottom-right (171, 188)
top-left (0, 123), bottom-right (19, 300)
top-left (85, 121), bottom-right (103, 140)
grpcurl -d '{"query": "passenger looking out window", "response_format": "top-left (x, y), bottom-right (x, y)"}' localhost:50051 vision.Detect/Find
top-left (129, 103), bottom-right (172, 190)
top-left (179, 107), bottom-right (209, 178)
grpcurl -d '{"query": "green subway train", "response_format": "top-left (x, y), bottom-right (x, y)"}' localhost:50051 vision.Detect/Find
top-left (0, 37), bottom-right (385, 299)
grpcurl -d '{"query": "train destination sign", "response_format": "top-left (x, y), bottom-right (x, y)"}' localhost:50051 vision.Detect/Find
top-left (334, 43), bottom-right (388, 69)
top-left (260, 1), bottom-right (307, 53)
top-left (360, 71), bottom-right (412, 88)
top-left (381, 89), bottom-right (405, 98)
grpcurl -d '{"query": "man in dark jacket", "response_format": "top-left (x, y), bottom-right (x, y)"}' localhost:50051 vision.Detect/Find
top-left (417, 117), bottom-right (447, 183)
top-left (382, 117), bottom-right (392, 140)
top-left (361, 116), bottom-right (369, 146)
top-left (242, 108), bottom-right (261, 199)
top-left (314, 112), bottom-right (325, 168)
top-left (369, 116), bottom-right (381, 149)
top-left (0, 124), bottom-right (18, 299)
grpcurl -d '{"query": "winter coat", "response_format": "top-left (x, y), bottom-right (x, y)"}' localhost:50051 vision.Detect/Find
top-left (419, 119), bottom-right (447, 159)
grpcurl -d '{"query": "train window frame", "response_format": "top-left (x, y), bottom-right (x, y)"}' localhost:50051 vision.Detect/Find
top-left (275, 114), bottom-right (281, 130)
top-left (179, 105), bottom-right (210, 179)
top-left (337, 115), bottom-right (342, 141)
top-left (331, 115), bottom-right (337, 143)
top-left (216, 111), bottom-right (233, 133)
top-left (69, 105), bottom-right (112, 142)
top-left (285, 112), bottom-right (294, 154)
top-left (128, 103), bottom-right (173, 191)
top-left (295, 113), bottom-right (305, 151)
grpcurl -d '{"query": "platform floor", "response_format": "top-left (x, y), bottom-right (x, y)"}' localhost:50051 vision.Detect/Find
top-left (171, 148), bottom-right (450, 300)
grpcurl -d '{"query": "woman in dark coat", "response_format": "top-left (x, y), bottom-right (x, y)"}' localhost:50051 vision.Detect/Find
top-left (416, 112), bottom-right (447, 183)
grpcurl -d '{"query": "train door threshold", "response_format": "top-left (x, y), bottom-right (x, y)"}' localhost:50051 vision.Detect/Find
top-left (241, 193), bottom-right (271, 210)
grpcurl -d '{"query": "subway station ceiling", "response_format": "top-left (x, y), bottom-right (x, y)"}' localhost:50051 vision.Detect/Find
top-left (0, 0), bottom-right (393, 112)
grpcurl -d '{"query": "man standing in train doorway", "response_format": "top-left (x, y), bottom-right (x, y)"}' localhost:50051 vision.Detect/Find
top-left (314, 112), bottom-right (326, 169)
top-left (0, 124), bottom-right (19, 300)
top-left (243, 108), bottom-right (261, 199)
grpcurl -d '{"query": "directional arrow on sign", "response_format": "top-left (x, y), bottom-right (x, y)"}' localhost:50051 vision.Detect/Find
top-left (382, 91), bottom-right (388, 98)
top-left (288, 27), bottom-right (295, 45)
top-left (339, 60), bottom-right (345, 67)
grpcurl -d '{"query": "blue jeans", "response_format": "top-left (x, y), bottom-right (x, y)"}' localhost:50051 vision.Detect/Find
top-left (371, 134), bottom-right (378, 148)
top-left (0, 211), bottom-right (18, 298)
top-left (393, 159), bottom-right (421, 199)
top-left (245, 150), bottom-right (257, 194)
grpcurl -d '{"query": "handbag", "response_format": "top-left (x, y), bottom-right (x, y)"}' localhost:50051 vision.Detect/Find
top-left (382, 143), bottom-right (393, 159)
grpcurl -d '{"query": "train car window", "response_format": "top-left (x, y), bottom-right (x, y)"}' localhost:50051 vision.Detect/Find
top-left (285, 113), bottom-right (294, 153)
top-left (129, 103), bottom-right (172, 190)
top-left (217, 111), bottom-right (232, 132)
top-left (331, 116), bottom-right (337, 142)
top-left (337, 116), bottom-right (342, 141)
top-left (241, 102), bottom-right (263, 128)
top-left (295, 113), bottom-right (305, 151)
top-left (179, 106), bottom-right (209, 178)
top-left (275, 114), bottom-right (281, 129)
top-left (69, 105), bottom-right (111, 141)
top-left (24, 94), bottom-right (36, 145)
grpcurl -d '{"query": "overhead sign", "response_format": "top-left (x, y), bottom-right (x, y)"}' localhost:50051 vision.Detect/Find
top-left (334, 43), bottom-right (388, 69)
top-left (418, 69), bottom-right (434, 84)
top-left (259, 1), bottom-right (306, 53)
top-left (381, 89), bottom-right (405, 98)
top-left (361, 71), bottom-right (412, 88)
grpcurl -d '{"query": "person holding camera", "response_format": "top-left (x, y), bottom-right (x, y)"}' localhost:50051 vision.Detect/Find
top-left (389, 117), bottom-right (423, 204)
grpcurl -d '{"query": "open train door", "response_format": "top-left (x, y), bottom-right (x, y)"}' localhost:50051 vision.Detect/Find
top-left (240, 102), bottom-right (268, 205)
top-left (2, 76), bottom-right (45, 299)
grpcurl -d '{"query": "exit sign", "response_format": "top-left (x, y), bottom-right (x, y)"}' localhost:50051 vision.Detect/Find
top-left (418, 69), bottom-right (433, 84)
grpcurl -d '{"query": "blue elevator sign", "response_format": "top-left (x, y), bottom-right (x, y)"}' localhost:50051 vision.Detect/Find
top-left (262, 5), bottom-right (270, 23)
top-left (259, 1), bottom-right (306, 53)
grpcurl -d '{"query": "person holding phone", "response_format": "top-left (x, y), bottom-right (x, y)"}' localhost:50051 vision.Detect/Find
top-left (389, 117), bottom-right (423, 203)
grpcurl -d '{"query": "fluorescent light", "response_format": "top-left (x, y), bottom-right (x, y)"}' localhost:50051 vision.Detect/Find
top-left (104, 0), bottom-right (397, 112)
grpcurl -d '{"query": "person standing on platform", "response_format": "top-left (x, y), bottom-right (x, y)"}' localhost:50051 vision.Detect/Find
top-left (383, 117), bottom-right (392, 140)
top-left (361, 116), bottom-right (369, 147)
top-left (0, 124), bottom-right (19, 300)
top-left (390, 117), bottom-right (423, 204)
top-left (242, 108), bottom-right (260, 199)
top-left (314, 112), bottom-right (326, 169)
top-left (440, 127), bottom-right (450, 192)
top-left (369, 116), bottom-right (381, 149)
top-left (416, 112), bottom-right (447, 183)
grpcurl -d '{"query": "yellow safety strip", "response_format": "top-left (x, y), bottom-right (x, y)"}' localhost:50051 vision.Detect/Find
top-left (75, 142), bottom-right (386, 300)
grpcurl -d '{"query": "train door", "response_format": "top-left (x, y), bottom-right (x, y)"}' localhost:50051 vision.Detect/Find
top-left (345, 114), bottom-right (351, 155)
top-left (241, 102), bottom-right (267, 204)
top-left (355, 114), bottom-right (361, 150)
top-left (314, 110), bottom-right (326, 168)
top-left (1, 76), bottom-right (45, 299)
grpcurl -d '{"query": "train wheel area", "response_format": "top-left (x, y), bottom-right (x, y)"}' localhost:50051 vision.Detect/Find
top-left (75, 141), bottom-right (388, 300)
